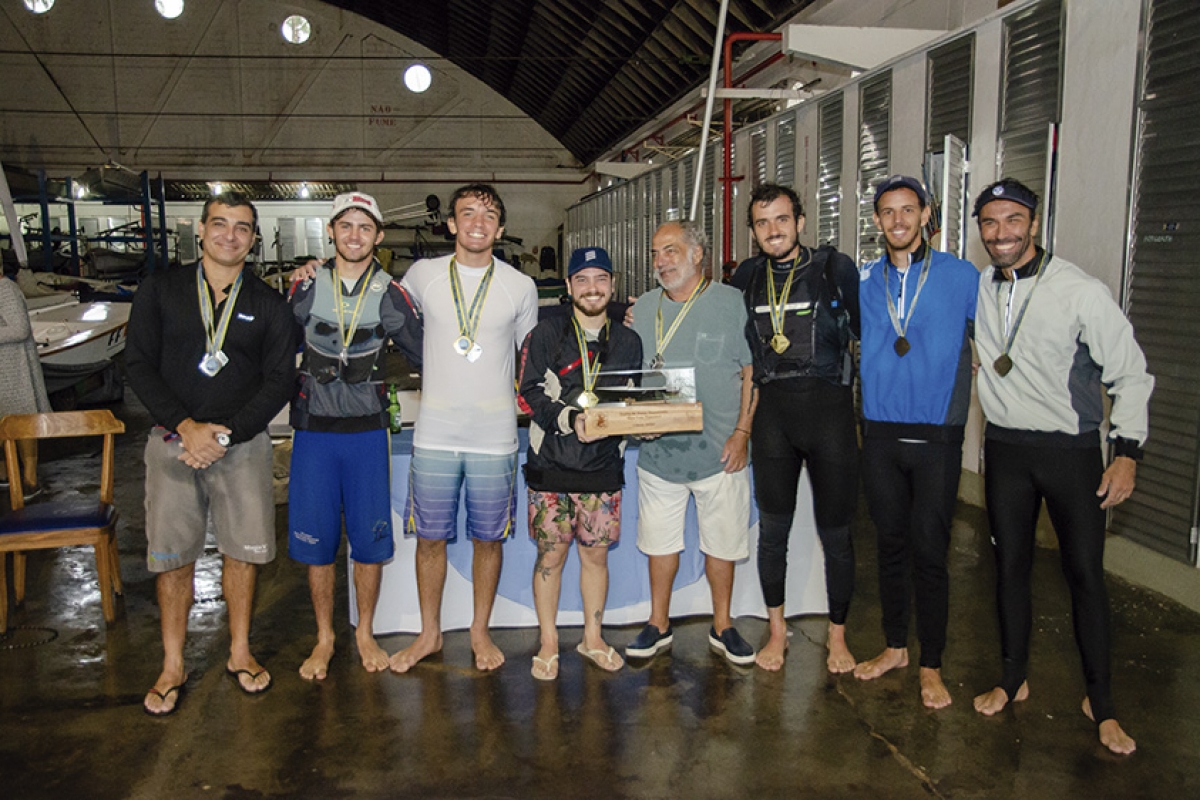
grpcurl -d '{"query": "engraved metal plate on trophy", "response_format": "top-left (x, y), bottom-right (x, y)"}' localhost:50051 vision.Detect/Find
top-left (579, 367), bottom-right (704, 438)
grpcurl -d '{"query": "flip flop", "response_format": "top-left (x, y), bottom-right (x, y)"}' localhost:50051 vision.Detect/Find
top-left (143, 682), bottom-right (186, 717)
top-left (576, 643), bottom-right (624, 672)
top-left (226, 666), bottom-right (273, 694)
top-left (531, 654), bottom-right (559, 681)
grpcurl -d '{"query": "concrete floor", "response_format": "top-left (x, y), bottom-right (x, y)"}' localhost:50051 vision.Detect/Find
top-left (2, 386), bottom-right (1199, 800)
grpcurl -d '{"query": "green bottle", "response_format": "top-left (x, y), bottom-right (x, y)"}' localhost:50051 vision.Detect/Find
top-left (387, 384), bottom-right (403, 433)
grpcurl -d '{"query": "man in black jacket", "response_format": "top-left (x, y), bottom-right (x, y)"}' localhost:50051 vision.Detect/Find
top-left (517, 247), bottom-right (642, 679)
top-left (127, 193), bottom-right (296, 715)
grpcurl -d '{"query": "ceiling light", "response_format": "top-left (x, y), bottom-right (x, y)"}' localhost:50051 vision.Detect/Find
top-left (211, 182), bottom-right (223, 195)
top-left (404, 64), bottom-right (432, 93)
top-left (155, 0), bottom-right (184, 19)
top-left (24, 0), bottom-right (55, 13)
top-left (282, 15), bottom-right (311, 45)
top-left (299, 183), bottom-right (310, 199)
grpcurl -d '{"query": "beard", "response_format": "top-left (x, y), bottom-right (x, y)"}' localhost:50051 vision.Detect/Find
top-left (572, 293), bottom-right (609, 317)
top-left (983, 231), bottom-right (1035, 269)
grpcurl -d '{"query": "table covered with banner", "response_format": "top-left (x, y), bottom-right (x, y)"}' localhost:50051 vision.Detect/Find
top-left (360, 428), bottom-right (829, 633)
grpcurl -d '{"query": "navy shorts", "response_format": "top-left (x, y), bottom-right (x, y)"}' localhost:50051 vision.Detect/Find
top-left (288, 428), bottom-right (394, 565)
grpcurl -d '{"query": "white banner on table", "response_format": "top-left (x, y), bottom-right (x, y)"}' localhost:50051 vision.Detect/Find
top-left (359, 447), bottom-right (828, 634)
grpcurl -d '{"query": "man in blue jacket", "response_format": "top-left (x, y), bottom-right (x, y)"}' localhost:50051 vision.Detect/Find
top-left (852, 175), bottom-right (978, 709)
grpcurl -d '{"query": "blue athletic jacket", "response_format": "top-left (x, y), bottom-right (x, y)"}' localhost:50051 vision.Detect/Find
top-left (858, 247), bottom-right (978, 441)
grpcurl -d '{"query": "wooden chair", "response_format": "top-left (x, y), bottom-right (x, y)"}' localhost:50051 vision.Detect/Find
top-left (0, 410), bottom-right (125, 633)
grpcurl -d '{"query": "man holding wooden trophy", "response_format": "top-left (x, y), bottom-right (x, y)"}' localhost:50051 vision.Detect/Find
top-left (622, 220), bottom-right (759, 666)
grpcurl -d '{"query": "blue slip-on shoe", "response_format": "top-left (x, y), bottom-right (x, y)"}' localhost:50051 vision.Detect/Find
top-left (709, 626), bottom-right (756, 665)
top-left (625, 623), bottom-right (674, 659)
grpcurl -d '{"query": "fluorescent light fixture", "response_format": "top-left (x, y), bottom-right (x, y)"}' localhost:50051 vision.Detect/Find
top-left (155, 0), bottom-right (184, 19)
top-left (404, 63), bottom-right (432, 93)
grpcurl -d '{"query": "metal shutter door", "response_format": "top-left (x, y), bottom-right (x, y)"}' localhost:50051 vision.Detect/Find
top-left (857, 72), bottom-right (892, 262)
top-left (1113, 0), bottom-right (1200, 564)
top-left (927, 34), bottom-right (974, 153)
top-left (775, 112), bottom-right (796, 188)
top-left (998, 0), bottom-right (1062, 205)
top-left (818, 93), bottom-right (843, 248)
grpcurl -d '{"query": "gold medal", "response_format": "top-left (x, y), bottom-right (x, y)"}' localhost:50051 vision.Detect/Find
top-left (579, 391), bottom-right (599, 409)
top-left (994, 354), bottom-right (1014, 377)
top-left (894, 336), bottom-right (910, 357)
top-left (770, 333), bottom-right (790, 354)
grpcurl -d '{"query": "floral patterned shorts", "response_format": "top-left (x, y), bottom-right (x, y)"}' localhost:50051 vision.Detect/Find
top-left (526, 489), bottom-right (621, 547)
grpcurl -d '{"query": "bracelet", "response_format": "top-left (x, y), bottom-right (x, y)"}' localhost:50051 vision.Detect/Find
top-left (735, 428), bottom-right (751, 435)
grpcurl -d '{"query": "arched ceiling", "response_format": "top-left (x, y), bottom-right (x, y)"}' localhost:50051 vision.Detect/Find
top-left (320, 0), bottom-right (816, 166)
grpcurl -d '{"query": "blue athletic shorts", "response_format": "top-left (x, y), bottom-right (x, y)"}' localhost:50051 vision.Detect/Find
top-left (288, 428), bottom-right (394, 565)
top-left (405, 447), bottom-right (517, 542)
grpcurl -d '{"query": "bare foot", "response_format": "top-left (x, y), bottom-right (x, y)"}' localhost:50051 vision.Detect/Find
top-left (144, 667), bottom-right (188, 715)
top-left (826, 622), bottom-right (856, 674)
top-left (471, 628), bottom-right (505, 671)
top-left (1083, 698), bottom-right (1137, 755)
top-left (388, 631), bottom-right (443, 674)
top-left (300, 640), bottom-right (334, 681)
top-left (973, 681), bottom-right (1029, 715)
top-left (920, 667), bottom-right (953, 709)
top-left (756, 628), bottom-right (789, 671)
top-left (356, 630), bottom-right (390, 673)
top-left (854, 647), bottom-right (908, 681)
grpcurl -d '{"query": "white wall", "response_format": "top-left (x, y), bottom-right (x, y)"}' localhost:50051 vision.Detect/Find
top-left (1053, 0), bottom-right (1142, 296)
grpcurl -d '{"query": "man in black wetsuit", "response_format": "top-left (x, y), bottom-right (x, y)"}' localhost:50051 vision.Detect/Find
top-left (731, 183), bottom-right (860, 672)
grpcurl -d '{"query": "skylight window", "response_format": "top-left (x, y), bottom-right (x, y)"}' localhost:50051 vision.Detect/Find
top-left (155, 0), bottom-right (184, 20)
top-left (282, 15), bottom-right (312, 45)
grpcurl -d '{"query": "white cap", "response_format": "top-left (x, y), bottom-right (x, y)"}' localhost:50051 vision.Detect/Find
top-left (330, 192), bottom-right (383, 226)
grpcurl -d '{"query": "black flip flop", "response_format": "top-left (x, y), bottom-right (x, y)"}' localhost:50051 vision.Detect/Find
top-left (143, 682), bottom-right (186, 717)
top-left (226, 666), bottom-right (273, 695)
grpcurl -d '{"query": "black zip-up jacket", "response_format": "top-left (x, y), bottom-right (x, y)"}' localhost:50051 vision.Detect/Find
top-left (517, 312), bottom-right (642, 493)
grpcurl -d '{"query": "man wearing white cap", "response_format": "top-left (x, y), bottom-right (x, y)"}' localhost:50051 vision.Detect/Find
top-left (288, 192), bottom-right (423, 680)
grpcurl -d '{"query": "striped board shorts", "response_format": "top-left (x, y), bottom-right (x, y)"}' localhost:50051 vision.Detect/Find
top-left (405, 447), bottom-right (518, 542)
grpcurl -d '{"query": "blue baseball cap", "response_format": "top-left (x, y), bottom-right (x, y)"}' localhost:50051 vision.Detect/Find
top-left (973, 179), bottom-right (1039, 217)
top-left (873, 175), bottom-right (928, 210)
top-left (567, 247), bottom-right (613, 277)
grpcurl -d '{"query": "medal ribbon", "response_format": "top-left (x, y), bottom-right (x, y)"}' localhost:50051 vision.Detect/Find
top-left (196, 264), bottom-right (243, 358)
top-left (883, 242), bottom-right (933, 342)
top-left (654, 277), bottom-right (708, 363)
top-left (334, 264), bottom-right (376, 356)
top-left (765, 252), bottom-right (806, 343)
top-left (448, 256), bottom-right (495, 345)
top-left (996, 250), bottom-right (1048, 360)
top-left (572, 317), bottom-right (608, 399)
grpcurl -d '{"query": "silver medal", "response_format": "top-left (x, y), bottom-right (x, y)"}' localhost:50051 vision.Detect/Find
top-left (466, 342), bottom-right (483, 363)
top-left (454, 336), bottom-right (472, 356)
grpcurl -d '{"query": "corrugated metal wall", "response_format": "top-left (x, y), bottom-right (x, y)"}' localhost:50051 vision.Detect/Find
top-left (1113, 0), bottom-right (1200, 564)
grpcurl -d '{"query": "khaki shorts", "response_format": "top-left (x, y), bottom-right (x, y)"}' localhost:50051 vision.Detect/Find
top-left (144, 428), bottom-right (276, 572)
top-left (636, 466), bottom-right (750, 561)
